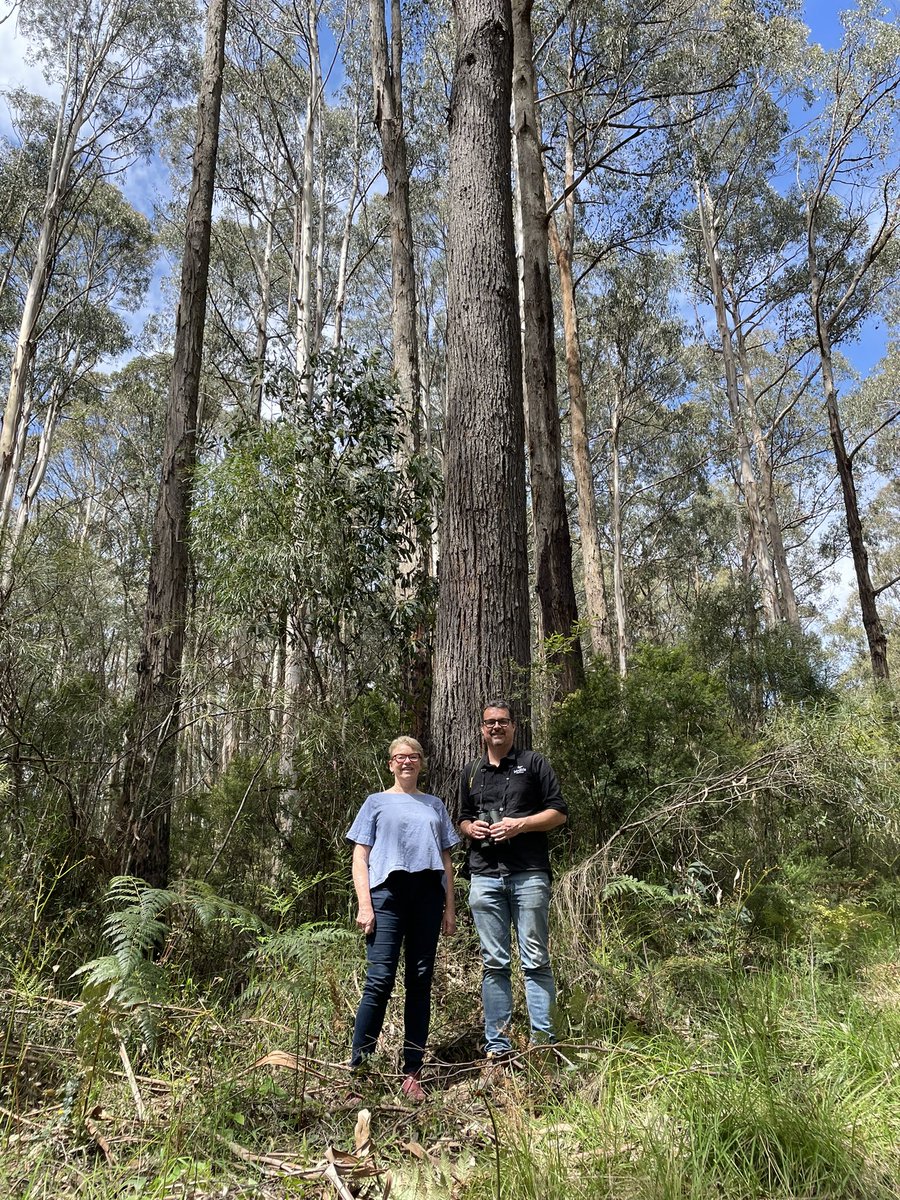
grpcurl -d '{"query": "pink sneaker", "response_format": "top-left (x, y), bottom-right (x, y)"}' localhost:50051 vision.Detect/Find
top-left (401, 1073), bottom-right (426, 1101)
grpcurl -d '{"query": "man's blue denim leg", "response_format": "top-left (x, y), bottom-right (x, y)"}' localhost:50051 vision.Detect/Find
top-left (508, 871), bottom-right (555, 1043)
top-left (469, 874), bottom-right (514, 1053)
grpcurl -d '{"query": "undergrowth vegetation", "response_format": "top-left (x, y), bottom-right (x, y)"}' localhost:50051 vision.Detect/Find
top-left (3, 686), bottom-right (900, 1198)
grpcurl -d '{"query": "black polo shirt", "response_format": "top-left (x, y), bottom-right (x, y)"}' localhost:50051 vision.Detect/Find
top-left (458, 747), bottom-right (567, 877)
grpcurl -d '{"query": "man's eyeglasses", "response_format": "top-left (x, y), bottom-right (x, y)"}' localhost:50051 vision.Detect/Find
top-left (482, 718), bottom-right (511, 728)
top-left (391, 753), bottom-right (421, 762)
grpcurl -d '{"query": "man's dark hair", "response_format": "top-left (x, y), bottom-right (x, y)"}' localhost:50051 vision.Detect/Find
top-left (482, 697), bottom-right (514, 721)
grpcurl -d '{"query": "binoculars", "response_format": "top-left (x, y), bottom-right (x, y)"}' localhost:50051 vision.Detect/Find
top-left (478, 807), bottom-right (504, 851)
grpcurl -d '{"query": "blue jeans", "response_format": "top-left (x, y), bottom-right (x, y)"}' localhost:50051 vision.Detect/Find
top-left (469, 870), bottom-right (555, 1053)
top-left (351, 871), bottom-right (444, 1073)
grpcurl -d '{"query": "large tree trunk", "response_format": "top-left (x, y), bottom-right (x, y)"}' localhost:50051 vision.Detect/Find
top-left (511, 0), bottom-right (584, 700)
top-left (117, 0), bottom-right (228, 886)
top-left (369, 0), bottom-right (431, 740)
top-left (430, 0), bottom-right (530, 804)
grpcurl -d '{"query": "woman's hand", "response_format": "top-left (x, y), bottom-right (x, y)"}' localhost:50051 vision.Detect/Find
top-left (442, 908), bottom-right (456, 937)
top-left (356, 907), bottom-right (375, 935)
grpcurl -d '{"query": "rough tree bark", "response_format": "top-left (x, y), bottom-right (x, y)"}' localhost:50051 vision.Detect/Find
top-left (430, 0), bottom-right (531, 804)
top-left (511, 0), bottom-right (584, 700)
top-left (117, 0), bottom-right (228, 886)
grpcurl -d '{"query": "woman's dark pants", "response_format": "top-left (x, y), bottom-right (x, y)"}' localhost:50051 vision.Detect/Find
top-left (351, 870), bottom-right (444, 1074)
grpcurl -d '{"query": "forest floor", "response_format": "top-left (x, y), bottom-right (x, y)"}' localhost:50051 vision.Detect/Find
top-left (4, 901), bottom-right (900, 1199)
top-left (5, 873), bottom-right (900, 1200)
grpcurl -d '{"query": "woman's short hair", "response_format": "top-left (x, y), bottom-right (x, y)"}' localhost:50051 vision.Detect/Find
top-left (388, 735), bottom-right (427, 770)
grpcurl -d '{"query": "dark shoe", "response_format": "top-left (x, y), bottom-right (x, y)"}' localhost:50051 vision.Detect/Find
top-left (401, 1072), bottom-right (426, 1101)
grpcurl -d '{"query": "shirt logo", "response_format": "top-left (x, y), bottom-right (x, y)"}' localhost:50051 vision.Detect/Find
top-left (513, 765), bottom-right (527, 774)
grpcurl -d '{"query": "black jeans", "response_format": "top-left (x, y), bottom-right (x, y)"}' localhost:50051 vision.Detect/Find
top-left (350, 870), bottom-right (444, 1073)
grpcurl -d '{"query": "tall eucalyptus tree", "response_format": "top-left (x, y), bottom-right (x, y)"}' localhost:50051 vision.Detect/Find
top-left (0, 177), bottom-right (153, 594)
top-left (431, 0), bottom-right (530, 799)
top-left (369, 0), bottom-right (432, 738)
top-left (512, 0), bottom-right (584, 700)
top-left (0, 0), bottom-right (192, 543)
top-left (119, 0), bottom-right (229, 887)
top-left (796, 5), bottom-right (900, 681)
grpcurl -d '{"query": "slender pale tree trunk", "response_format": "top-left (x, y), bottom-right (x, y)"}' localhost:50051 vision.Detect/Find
top-left (545, 123), bottom-right (612, 663)
top-left (431, 0), bottom-right (530, 802)
top-left (294, 0), bottom-right (322, 380)
top-left (117, 0), bottom-right (228, 886)
top-left (0, 389), bottom-right (32, 552)
top-left (250, 203), bottom-right (276, 420)
top-left (0, 38), bottom-right (87, 526)
top-left (369, 0), bottom-right (432, 739)
top-left (696, 177), bottom-right (779, 624)
top-left (332, 109), bottom-right (361, 351)
top-left (314, 118), bottom-right (327, 350)
top-left (732, 313), bottom-right (800, 628)
top-left (511, 0), bottom-right (584, 699)
top-left (0, 385), bottom-right (63, 593)
top-left (609, 384), bottom-right (628, 677)
top-left (282, 0), bottom-right (325, 774)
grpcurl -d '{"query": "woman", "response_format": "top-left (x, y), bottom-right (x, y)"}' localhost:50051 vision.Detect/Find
top-left (347, 736), bottom-right (458, 1100)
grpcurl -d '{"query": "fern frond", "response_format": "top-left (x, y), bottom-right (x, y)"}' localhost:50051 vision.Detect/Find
top-left (602, 875), bottom-right (677, 905)
top-left (176, 879), bottom-right (268, 933)
top-left (255, 922), bottom-right (353, 965)
top-left (72, 953), bottom-right (122, 989)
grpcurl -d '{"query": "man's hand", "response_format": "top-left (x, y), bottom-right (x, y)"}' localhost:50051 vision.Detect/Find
top-left (489, 816), bottom-right (526, 842)
top-left (442, 909), bottom-right (456, 936)
top-left (467, 818), bottom-right (492, 842)
top-left (356, 907), bottom-right (375, 935)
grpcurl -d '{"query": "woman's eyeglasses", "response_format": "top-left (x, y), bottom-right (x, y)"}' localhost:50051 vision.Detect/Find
top-left (391, 753), bottom-right (421, 762)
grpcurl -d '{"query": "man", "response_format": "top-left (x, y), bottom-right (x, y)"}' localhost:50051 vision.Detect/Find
top-left (458, 699), bottom-right (568, 1056)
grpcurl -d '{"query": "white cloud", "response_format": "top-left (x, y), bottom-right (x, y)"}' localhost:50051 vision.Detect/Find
top-left (0, 18), bottom-right (57, 95)
top-left (0, 17), bottom-right (60, 138)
